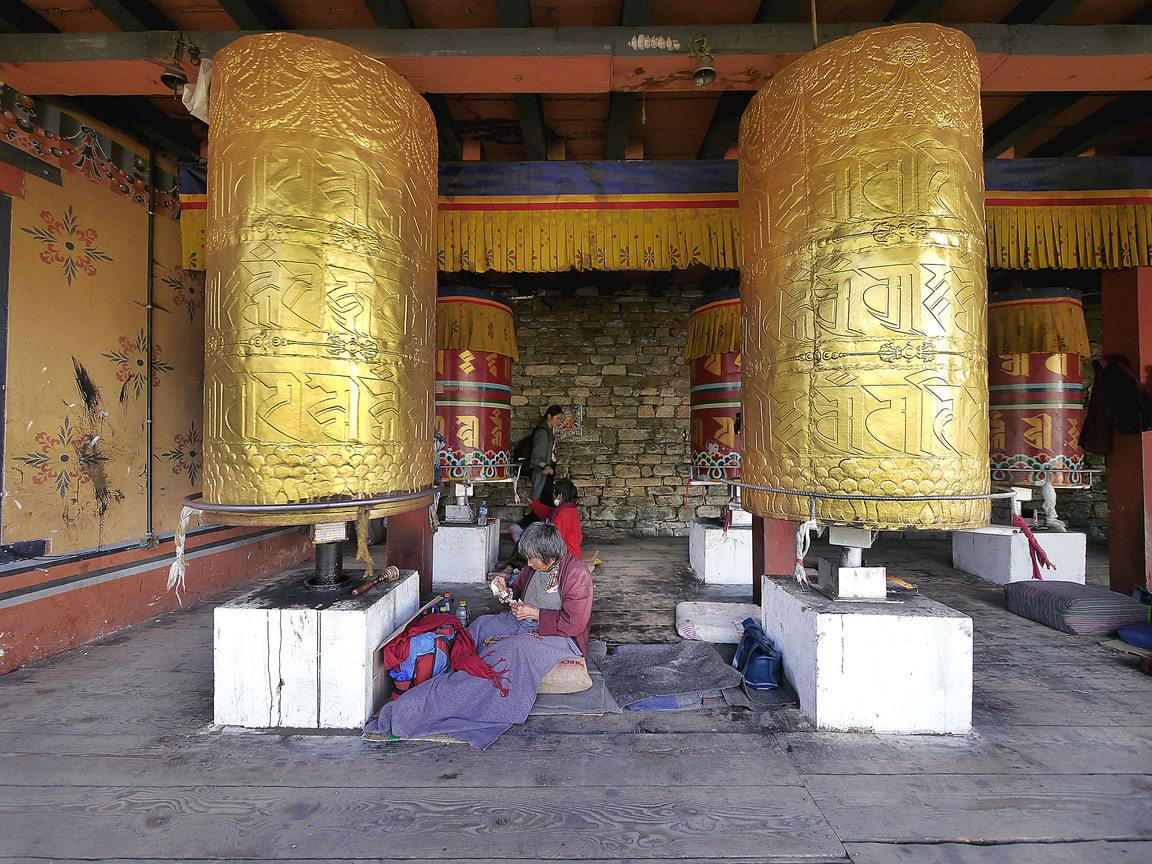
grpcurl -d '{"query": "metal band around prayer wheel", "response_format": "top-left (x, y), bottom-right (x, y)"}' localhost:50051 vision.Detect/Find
top-left (182, 489), bottom-right (437, 528)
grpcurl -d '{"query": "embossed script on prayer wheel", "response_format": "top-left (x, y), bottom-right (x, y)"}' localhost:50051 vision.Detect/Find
top-left (739, 24), bottom-right (990, 528)
top-left (203, 33), bottom-right (437, 514)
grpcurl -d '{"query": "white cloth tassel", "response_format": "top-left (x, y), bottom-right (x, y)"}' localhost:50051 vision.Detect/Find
top-left (794, 519), bottom-right (819, 586)
top-left (166, 506), bottom-right (195, 606)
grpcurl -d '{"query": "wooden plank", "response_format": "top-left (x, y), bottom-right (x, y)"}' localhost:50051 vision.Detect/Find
top-left (846, 841), bottom-right (1151, 864)
top-left (804, 774), bottom-right (1152, 843)
top-left (780, 726), bottom-right (1152, 777)
top-left (0, 785), bottom-right (845, 861)
top-left (0, 729), bottom-right (779, 757)
top-left (0, 747), bottom-right (803, 789)
top-left (972, 688), bottom-right (1152, 727)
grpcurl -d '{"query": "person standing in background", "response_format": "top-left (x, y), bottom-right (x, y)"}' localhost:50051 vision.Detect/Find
top-left (510, 404), bottom-right (564, 542)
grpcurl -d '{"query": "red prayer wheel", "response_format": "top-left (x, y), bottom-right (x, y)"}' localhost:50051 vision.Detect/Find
top-left (989, 352), bottom-right (1087, 488)
top-left (690, 352), bottom-right (742, 482)
top-left (436, 290), bottom-right (516, 481)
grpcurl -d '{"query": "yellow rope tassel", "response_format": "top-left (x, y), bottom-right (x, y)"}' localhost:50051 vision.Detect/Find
top-left (355, 507), bottom-right (374, 583)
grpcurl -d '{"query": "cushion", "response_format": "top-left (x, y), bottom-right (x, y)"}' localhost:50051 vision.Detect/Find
top-left (1118, 622), bottom-right (1152, 651)
top-left (538, 656), bottom-right (592, 694)
top-left (676, 601), bottom-right (763, 644)
top-left (1004, 580), bottom-right (1148, 636)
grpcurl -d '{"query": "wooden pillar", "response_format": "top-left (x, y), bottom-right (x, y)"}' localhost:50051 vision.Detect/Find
top-left (386, 506), bottom-right (435, 601)
top-left (751, 516), bottom-right (799, 603)
top-left (1101, 267), bottom-right (1152, 595)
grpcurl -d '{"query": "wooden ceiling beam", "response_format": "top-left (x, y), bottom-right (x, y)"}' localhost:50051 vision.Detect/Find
top-left (90, 1), bottom-right (175, 31)
top-left (2, 24), bottom-right (1150, 97)
top-left (1002, 1), bottom-right (1084, 25)
top-left (1031, 93), bottom-right (1152, 156)
top-left (982, 92), bottom-right (1083, 158)
top-left (605, 0), bottom-right (652, 160)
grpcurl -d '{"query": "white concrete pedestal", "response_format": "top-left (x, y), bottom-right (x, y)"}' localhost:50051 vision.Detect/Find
top-left (952, 526), bottom-right (1086, 585)
top-left (761, 576), bottom-right (973, 734)
top-left (433, 520), bottom-right (501, 584)
top-left (689, 518), bottom-right (752, 585)
top-left (214, 570), bottom-right (420, 729)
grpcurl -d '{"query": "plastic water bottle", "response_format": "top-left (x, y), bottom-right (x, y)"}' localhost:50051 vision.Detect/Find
top-left (456, 600), bottom-right (469, 628)
top-left (441, 592), bottom-right (453, 615)
top-left (477, 502), bottom-right (489, 526)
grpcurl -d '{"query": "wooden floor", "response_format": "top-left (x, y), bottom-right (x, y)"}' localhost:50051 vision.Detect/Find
top-left (0, 536), bottom-right (1150, 863)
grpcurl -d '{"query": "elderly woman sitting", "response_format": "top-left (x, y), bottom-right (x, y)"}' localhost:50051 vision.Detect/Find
top-left (365, 522), bottom-right (593, 749)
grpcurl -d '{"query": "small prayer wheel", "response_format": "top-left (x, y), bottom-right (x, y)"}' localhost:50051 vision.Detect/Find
top-left (435, 290), bottom-right (518, 481)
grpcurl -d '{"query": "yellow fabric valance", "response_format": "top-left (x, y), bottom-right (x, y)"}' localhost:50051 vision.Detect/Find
top-left (437, 195), bottom-right (741, 273)
top-left (437, 293), bottom-right (519, 361)
top-left (987, 290), bottom-right (1091, 357)
top-left (178, 192), bottom-right (1152, 275)
top-left (684, 295), bottom-right (741, 361)
top-left (985, 198), bottom-right (1152, 270)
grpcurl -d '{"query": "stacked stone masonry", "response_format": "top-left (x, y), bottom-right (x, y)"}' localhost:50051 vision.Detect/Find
top-left (483, 282), bottom-right (729, 538)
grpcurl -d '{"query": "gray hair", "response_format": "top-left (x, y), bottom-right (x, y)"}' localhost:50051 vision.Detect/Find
top-left (518, 522), bottom-right (567, 565)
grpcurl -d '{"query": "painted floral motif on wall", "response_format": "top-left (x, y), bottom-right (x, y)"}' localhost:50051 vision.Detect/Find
top-left (160, 422), bottom-right (202, 487)
top-left (102, 330), bottom-right (173, 403)
top-left (15, 417), bottom-right (108, 499)
top-left (20, 205), bottom-right (112, 285)
top-left (162, 271), bottom-right (202, 321)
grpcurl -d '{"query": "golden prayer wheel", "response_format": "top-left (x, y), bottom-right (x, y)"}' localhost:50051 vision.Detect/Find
top-left (739, 24), bottom-right (990, 529)
top-left (200, 33), bottom-right (438, 526)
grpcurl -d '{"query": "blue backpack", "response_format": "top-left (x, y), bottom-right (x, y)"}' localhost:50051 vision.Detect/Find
top-left (388, 624), bottom-right (455, 699)
top-left (732, 618), bottom-right (784, 691)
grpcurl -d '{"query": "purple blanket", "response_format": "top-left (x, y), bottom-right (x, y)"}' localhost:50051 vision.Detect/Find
top-left (365, 612), bottom-right (579, 750)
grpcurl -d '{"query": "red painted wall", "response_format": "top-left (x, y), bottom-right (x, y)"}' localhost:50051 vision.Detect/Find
top-left (0, 526), bottom-right (311, 674)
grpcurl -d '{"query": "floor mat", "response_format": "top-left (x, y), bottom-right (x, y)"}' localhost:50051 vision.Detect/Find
top-left (599, 641), bottom-right (746, 711)
top-left (528, 641), bottom-right (623, 716)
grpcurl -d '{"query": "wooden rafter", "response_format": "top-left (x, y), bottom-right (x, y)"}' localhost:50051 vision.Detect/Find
top-left (363, 0), bottom-right (414, 29)
top-left (698, 92), bottom-right (754, 160)
top-left (90, 1), bottom-right (175, 31)
top-left (215, 0), bottom-right (286, 31)
top-left (0, 2), bottom-right (55, 33)
top-left (885, 1), bottom-right (949, 21)
top-left (496, 0), bottom-right (551, 160)
top-left (1002, 1), bottom-right (1084, 25)
top-left (604, 0), bottom-right (652, 160)
top-left (1031, 93), bottom-right (1152, 156)
top-left (982, 92), bottom-right (1083, 158)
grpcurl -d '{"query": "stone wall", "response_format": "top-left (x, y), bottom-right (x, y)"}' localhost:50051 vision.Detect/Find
top-left (484, 281), bottom-right (729, 538)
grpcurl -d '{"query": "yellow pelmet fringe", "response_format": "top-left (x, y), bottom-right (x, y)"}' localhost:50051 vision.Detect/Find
top-left (179, 202), bottom-right (1151, 274)
top-left (988, 298), bottom-right (1092, 357)
top-left (437, 297), bottom-right (520, 361)
top-left (684, 301), bottom-right (741, 361)
top-left (437, 206), bottom-right (741, 273)
top-left (986, 204), bottom-right (1152, 270)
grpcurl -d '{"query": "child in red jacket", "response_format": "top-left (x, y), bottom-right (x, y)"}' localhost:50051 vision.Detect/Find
top-left (528, 479), bottom-right (582, 559)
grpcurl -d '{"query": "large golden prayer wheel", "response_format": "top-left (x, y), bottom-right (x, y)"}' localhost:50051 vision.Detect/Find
top-left (739, 24), bottom-right (990, 528)
top-left (201, 33), bottom-right (438, 524)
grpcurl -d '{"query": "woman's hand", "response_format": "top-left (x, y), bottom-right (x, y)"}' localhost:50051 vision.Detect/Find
top-left (511, 601), bottom-right (540, 621)
top-left (491, 575), bottom-right (508, 595)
